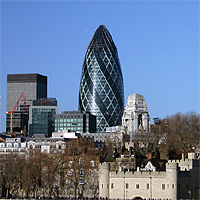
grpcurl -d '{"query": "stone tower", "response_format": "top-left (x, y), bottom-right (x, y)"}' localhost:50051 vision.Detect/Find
top-left (121, 93), bottom-right (151, 138)
top-left (99, 162), bottom-right (109, 198)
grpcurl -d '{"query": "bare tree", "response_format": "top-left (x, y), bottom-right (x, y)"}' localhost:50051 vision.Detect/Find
top-left (159, 112), bottom-right (200, 159)
top-left (63, 138), bottom-right (99, 199)
top-left (40, 153), bottom-right (63, 198)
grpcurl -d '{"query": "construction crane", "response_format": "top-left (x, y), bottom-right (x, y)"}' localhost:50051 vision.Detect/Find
top-left (6, 92), bottom-right (29, 134)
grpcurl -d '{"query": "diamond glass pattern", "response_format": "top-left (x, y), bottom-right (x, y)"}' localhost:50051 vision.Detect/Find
top-left (79, 25), bottom-right (124, 132)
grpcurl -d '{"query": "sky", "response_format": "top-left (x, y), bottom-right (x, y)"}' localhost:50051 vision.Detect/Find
top-left (0, 0), bottom-right (199, 132)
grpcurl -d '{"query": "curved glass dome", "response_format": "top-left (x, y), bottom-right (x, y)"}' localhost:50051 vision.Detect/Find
top-left (79, 25), bottom-right (124, 132)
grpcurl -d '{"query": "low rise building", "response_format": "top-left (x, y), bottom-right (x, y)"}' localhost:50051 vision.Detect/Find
top-left (0, 135), bottom-right (66, 155)
top-left (0, 138), bottom-right (27, 156)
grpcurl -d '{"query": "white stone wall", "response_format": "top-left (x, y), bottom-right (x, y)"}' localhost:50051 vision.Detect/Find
top-left (107, 170), bottom-right (177, 200)
top-left (99, 163), bottom-right (109, 198)
top-left (99, 154), bottom-right (200, 199)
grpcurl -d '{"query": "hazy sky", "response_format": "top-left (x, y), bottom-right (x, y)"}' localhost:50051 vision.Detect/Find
top-left (0, 0), bottom-right (199, 132)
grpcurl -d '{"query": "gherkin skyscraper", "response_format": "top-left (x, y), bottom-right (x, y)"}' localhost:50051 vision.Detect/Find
top-left (79, 25), bottom-right (124, 132)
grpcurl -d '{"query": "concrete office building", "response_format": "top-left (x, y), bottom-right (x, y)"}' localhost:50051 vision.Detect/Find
top-left (54, 111), bottom-right (96, 133)
top-left (28, 98), bottom-right (58, 138)
top-left (79, 25), bottom-right (124, 132)
top-left (6, 73), bottom-right (47, 133)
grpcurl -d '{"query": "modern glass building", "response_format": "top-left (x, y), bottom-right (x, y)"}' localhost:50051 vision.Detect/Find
top-left (28, 98), bottom-right (58, 137)
top-left (79, 25), bottom-right (124, 132)
top-left (54, 111), bottom-right (96, 133)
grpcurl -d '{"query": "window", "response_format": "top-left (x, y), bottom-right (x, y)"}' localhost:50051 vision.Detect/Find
top-left (102, 184), bottom-right (103, 188)
top-left (80, 169), bottom-right (84, 176)
top-left (162, 184), bottom-right (165, 189)
top-left (79, 158), bottom-right (83, 165)
top-left (67, 170), bottom-right (73, 176)
top-left (126, 183), bottom-right (129, 189)
top-left (79, 178), bottom-right (84, 185)
top-left (91, 160), bottom-right (95, 167)
top-left (131, 162), bottom-right (134, 168)
top-left (7, 143), bottom-right (12, 147)
top-left (68, 161), bottom-right (73, 167)
top-left (172, 184), bottom-right (175, 189)
top-left (147, 183), bottom-right (149, 189)
top-left (111, 183), bottom-right (113, 189)
top-left (136, 184), bottom-right (139, 189)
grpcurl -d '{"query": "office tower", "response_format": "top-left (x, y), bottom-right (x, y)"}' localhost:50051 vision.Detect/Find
top-left (28, 98), bottom-right (58, 137)
top-left (55, 111), bottom-right (96, 133)
top-left (79, 25), bottom-right (124, 132)
top-left (6, 73), bottom-right (47, 133)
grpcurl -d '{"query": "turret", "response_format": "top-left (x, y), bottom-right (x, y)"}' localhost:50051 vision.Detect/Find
top-left (166, 162), bottom-right (178, 199)
top-left (99, 162), bottom-right (109, 199)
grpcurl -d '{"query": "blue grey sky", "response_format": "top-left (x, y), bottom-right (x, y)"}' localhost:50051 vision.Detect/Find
top-left (0, 1), bottom-right (199, 132)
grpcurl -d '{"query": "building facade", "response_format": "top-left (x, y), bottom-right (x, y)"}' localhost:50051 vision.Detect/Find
top-left (79, 25), bottom-right (124, 132)
top-left (28, 98), bottom-right (58, 137)
top-left (122, 93), bottom-right (151, 140)
top-left (0, 137), bottom-right (66, 156)
top-left (99, 153), bottom-right (200, 200)
top-left (6, 73), bottom-right (47, 133)
top-left (54, 111), bottom-right (96, 133)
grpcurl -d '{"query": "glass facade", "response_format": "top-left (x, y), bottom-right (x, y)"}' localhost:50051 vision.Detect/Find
top-left (79, 25), bottom-right (124, 132)
top-left (54, 111), bottom-right (96, 133)
top-left (28, 99), bottom-right (58, 137)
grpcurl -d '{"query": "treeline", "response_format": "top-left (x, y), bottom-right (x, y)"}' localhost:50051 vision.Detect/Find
top-left (152, 111), bottom-right (200, 159)
top-left (0, 139), bottom-right (100, 199)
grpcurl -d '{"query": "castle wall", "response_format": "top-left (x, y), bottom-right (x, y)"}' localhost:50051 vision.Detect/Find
top-left (99, 163), bottom-right (109, 198)
top-left (99, 164), bottom-right (177, 200)
top-left (99, 154), bottom-right (200, 200)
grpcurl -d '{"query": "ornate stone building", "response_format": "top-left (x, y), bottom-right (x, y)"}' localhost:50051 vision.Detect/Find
top-left (121, 93), bottom-right (151, 140)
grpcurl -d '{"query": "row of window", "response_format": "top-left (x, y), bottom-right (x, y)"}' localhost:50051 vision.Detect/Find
top-left (106, 183), bottom-right (175, 190)
top-left (68, 160), bottom-right (95, 167)
top-left (55, 119), bottom-right (83, 123)
top-left (0, 148), bottom-right (26, 152)
top-left (55, 127), bottom-right (83, 131)
top-left (0, 143), bottom-right (27, 148)
top-left (55, 123), bottom-right (83, 127)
